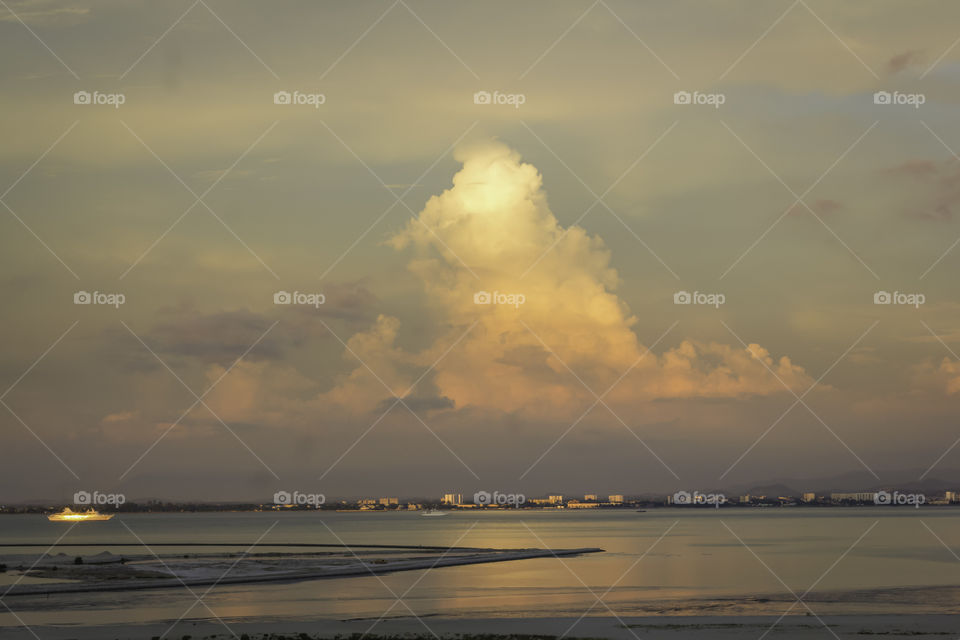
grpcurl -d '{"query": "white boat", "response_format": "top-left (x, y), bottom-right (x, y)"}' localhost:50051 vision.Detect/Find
top-left (420, 509), bottom-right (447, 517)
top-left (48, 507), bottom-right (114, 522)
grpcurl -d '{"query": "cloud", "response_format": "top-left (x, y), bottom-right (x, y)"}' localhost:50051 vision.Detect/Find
top-left (321, 141), bottom-right (814, 418)
top-left (885, 50), bottom-right (923, 74)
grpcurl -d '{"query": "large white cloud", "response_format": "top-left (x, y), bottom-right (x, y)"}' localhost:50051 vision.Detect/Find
top-left (322, 141), bottom-right (813, 418)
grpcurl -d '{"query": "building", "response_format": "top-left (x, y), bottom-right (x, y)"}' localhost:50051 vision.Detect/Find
top-left (379, 497), bottom-right (398, 506)
top-left (946, 491), bottom-right (958, 503)
top-left (608, 495), bottom-right (624, 504)
top-left (830, 492), bottom-right (875, 503)
top-left (442, 493), bottom-right (462, 506)
top-left (584, 494), bottom-right (598, 502)
top-left (566, 500), bottom-right (598, 509)
top-left (802, 492), bottom-right (816, 503)
top-left (548, 495), bottom-right (564, 505)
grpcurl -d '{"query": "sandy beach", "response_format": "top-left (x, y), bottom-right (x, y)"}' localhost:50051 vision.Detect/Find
top-left (2, 614), bottom-right (957, 639)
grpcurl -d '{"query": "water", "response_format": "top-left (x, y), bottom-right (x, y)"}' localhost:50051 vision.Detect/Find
top-left (2, 508), bottom-right (960, 626)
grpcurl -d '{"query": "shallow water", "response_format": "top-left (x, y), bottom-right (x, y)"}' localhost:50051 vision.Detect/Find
top-left (2, 508), bottom-right (959, 625)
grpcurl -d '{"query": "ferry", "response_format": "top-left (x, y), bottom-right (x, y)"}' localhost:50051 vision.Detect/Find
top-left (420, 508), bottom-right (447, 517)
top-left (48, 507), bottom-right (114, 522)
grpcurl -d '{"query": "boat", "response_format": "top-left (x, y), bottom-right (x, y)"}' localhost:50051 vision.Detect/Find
top-left (420, 509), bottom-right (447, 517)
top-left (48, 507), bottom-right (114, 522)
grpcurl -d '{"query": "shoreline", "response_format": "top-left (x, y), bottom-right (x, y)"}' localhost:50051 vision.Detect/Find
top-left (2, 547), bottom-right (603, 597)
top-left (1, 614), bottom-right (958, 639)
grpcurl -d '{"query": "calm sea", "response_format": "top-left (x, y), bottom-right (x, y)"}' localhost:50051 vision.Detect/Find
top-left (2, 508), bottom-right (960, 626)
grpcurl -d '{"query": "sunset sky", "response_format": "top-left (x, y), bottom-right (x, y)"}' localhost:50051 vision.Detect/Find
top-left (2, 0), bottom-right (960, 500)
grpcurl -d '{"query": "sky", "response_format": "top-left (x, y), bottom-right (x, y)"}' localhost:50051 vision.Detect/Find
top-left (2, 0), bottom-right (960, 502)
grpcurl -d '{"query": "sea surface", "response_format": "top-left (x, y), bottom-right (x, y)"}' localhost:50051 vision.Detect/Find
top-left (2, 508), bottom-right (960, 627)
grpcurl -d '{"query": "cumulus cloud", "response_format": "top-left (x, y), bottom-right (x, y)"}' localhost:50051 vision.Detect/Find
top-left (322, 141), bottom-right (813, 418)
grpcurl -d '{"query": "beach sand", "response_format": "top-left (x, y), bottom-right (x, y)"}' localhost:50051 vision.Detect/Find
top-left (1, 614), bottom-right (957, 639)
